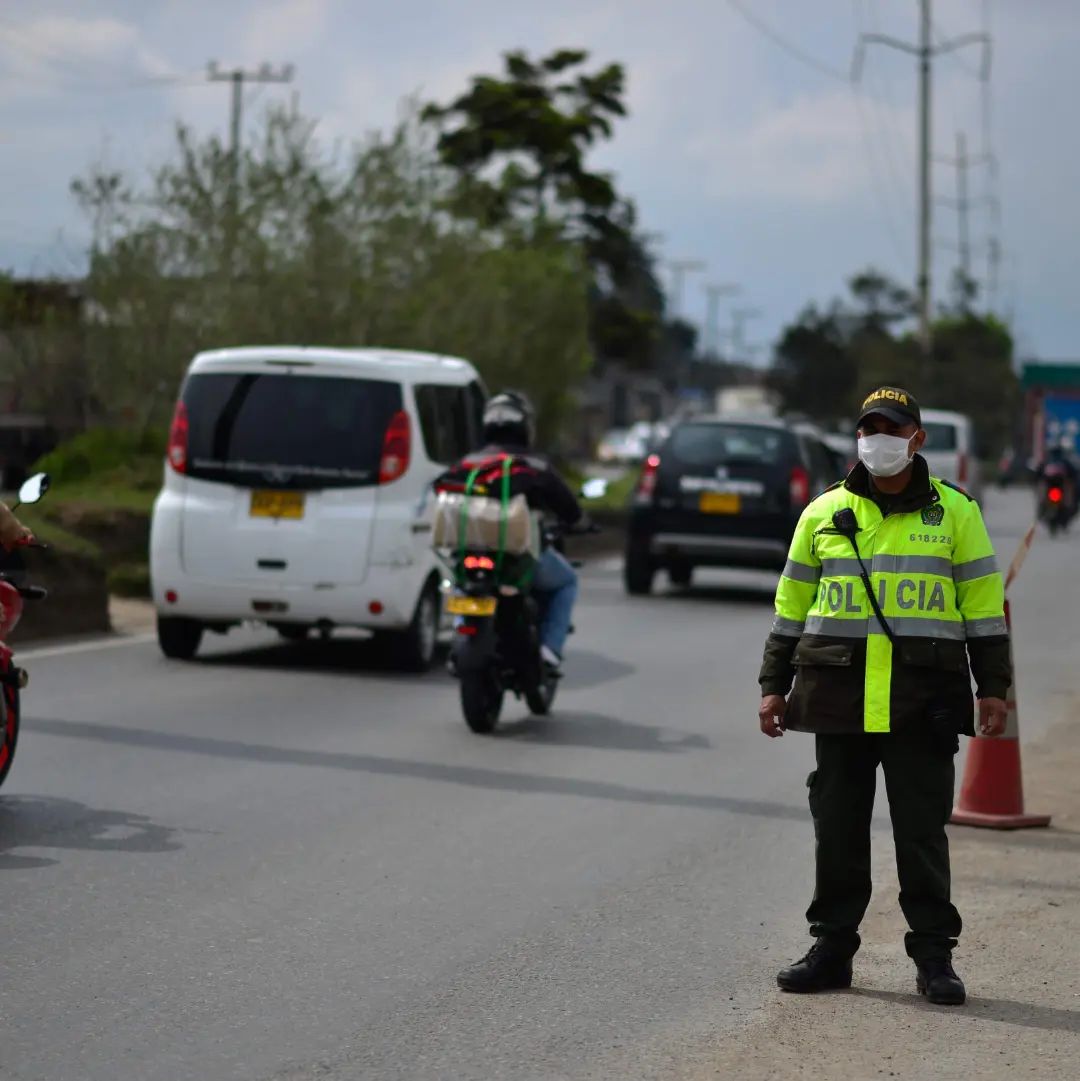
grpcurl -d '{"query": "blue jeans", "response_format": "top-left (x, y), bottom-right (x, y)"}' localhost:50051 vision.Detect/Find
top-left (532, 547), bottom-right (578, 657)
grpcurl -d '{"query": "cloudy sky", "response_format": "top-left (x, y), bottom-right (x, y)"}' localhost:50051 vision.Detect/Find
top-left (2, 0), bottom-right (1077, 360)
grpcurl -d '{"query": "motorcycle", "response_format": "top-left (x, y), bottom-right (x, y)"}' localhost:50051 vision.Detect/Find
top-left (0, 472), bottom-right (52, 790)
top-left (444, 520), bottom-right (597, 735)
top-left (1038, 464), bottom-right (1074, 536)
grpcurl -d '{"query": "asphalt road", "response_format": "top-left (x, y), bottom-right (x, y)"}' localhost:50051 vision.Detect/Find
top-left (1, 487), bottom-right (1069, 1081)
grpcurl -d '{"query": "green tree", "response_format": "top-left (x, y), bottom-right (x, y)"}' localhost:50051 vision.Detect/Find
top-left (422, 49), bottom-right (665, 373)
top-left (70, 104), bottom-right (591, 437)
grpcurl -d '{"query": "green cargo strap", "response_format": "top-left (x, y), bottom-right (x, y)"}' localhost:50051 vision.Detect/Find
top-left (495, 456), bottom-right (511, 578)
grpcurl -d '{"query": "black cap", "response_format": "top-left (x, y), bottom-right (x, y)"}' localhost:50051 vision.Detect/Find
top-left (857, 386), bottom-right (921, 428)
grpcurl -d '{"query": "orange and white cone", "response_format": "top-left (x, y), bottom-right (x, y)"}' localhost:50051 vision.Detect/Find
top-left (951, 600), bottom-right (1051, 829)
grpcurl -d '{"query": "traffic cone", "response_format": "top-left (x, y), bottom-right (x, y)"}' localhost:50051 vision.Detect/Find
top-left (951, 600), bottom-right (1051, 829)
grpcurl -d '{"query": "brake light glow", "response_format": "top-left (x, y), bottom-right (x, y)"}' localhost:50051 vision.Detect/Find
top-left (1049, 486), bottom-right (1064, 504)
top-left (456, 624), bottom-right (478, 636)
top-left (789, 465), bottom-right (811, 508)
top-left (167, 400), bottom-right (189, 474)
top-left (379, 410), bottom-right (411, 485)
top-left (464, 555), bottom-right (495, 570)
top-left (635, 454), bottom-right (661, 503)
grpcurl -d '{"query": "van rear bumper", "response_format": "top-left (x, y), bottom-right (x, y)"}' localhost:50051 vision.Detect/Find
top-left (150, 576), bottom-right (418, 629)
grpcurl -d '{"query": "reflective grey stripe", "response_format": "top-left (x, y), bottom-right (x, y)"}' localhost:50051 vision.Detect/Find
top-left (804, 615), bottom-right (867, 637)
top-left (965, 616), bottom-right (1008, 638)
top-left (782, 559), bottom-right (820, 584)
top-left (820, 558), bottom-right (862, 577)
top-left (771, 616), bottom-right (806, 637)
top-left (872, 554), bottom-right (952, 576)
top-left (953, 555), bottom-right (999, 582)
top-left (884, 617), bottom-right (967, 640)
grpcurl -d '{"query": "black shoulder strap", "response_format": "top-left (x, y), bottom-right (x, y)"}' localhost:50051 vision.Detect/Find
top-left (939, 479), bottom-right (974, 502)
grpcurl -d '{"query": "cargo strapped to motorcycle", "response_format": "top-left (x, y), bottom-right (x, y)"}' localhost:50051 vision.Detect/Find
top-left (455, 456), bottom-right (535, 590)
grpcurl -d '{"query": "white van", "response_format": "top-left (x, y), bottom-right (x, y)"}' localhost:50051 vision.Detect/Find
top-left (920, 408), bottom-right (982, 502)
top-left (150, 346), bottom-right (486, 668)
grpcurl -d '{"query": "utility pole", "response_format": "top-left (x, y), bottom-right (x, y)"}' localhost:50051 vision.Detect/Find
top-left (666, 258), bottom-right (706, 320)
top-left (853, 1), bottom-right (990, 361)
top-left (729, 307), bottom-right (762, 364)
top-left (703, 282), bottom-right (740, 357)
top-left (935, 131), bottom-right (996, 310)
top-left (207, 61), bottom-right (295, 262)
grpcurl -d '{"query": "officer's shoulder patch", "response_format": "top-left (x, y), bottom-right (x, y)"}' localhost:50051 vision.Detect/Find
top-left (938, 479), bottom-right (974, 501)
top-left (921, 503), bottom-right (945, 526)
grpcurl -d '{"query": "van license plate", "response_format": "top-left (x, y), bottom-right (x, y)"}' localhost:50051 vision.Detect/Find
top-left (250, 490), bottom-right (305, 520)
top-left (447, 596), bottom-right (497, 617)
top-left (700, 492), bottom-right (741, 514)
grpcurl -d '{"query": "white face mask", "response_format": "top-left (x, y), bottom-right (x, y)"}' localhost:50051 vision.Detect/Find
top-left (858, 433), bottom-right (914, 478)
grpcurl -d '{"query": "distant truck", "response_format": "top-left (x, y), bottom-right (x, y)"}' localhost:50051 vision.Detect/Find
top-left (714, 386), bottom-right (779, 417)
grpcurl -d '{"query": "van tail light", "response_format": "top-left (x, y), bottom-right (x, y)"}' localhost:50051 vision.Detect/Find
top-left (958, 451), bottom-right (969, 486)
top-left (635, 454), bottom-right (661, 504)
top-left (789, 465), bottom-right (811, 509)
top-left (379, 410), bottom-right (411, 485)
top-left (167, 400), bottom-right (189, 474)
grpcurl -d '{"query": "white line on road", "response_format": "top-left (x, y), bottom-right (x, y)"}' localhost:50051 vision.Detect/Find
top-left (18, 633), bottom-right (157, 661)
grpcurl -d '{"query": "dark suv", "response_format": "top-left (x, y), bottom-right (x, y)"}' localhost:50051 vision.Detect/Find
top-left (624, 416), bottom-right (846, 594)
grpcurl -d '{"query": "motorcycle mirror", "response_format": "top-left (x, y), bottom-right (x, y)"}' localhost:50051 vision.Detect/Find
top-left (16, 472), bottom-right (50, 507)
top-left (580, 477), bottom-right (609, 501)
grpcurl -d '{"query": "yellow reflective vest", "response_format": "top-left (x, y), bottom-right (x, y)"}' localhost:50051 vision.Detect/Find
top-left (759, 458), bottom-right (1010, 735)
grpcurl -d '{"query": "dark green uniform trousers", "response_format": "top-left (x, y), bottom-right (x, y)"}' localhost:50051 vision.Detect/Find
top-left (806, 730), bottom-right (962, 963)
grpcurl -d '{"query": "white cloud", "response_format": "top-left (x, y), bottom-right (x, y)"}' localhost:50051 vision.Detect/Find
top-left (684, 89), bottom-right (915, 205)
top-left (243, 0), bottom-right (333, 59)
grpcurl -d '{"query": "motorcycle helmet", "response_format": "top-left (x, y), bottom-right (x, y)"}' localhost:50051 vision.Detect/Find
top-left (482, 390), bottom-right (536, 448)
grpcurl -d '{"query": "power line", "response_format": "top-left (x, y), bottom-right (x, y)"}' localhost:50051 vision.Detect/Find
top-left (724, 0), bottom-right (848, 82)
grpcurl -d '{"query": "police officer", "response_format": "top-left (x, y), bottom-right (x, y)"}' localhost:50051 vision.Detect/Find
top-left (758, 386), bottom-right (1011, 1006)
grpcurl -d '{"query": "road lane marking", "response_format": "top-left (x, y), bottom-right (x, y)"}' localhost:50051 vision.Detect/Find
top-left (18, 633), bottom-right (157, 661)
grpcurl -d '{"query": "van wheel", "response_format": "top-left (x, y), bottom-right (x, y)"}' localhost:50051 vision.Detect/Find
top-left (157, 616), bottom-right (203, 660)
top-left (384, 581), bottom-right (440, 672)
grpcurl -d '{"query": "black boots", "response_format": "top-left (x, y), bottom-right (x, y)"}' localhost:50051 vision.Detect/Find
top-left (915, 958), bottom-right (967, 1005)
top-left (777, 941), bottom-right (854, 992)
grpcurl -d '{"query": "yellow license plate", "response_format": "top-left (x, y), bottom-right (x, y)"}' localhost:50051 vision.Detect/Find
top-left (700, 492), bottom-right (741, 514)
top-left (446, 595), bottom-right (497, 617)
top-left (250, 490), bottom-right (305, 520)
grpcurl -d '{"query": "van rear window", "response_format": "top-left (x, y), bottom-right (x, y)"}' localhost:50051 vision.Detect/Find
top-left (922, 422), bottom-right (959, 452)
top-left (183, 373), bottom-right (403, 489)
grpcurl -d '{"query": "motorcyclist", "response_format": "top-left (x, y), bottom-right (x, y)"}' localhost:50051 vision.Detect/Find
top-left (1035, 442), bottom-right (1079, 518)
top-left (438, 391), bottom-right (584, 669)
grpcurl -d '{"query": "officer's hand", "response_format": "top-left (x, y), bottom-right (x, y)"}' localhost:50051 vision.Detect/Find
top-left (977, 697), bottom-right (1008, 737)
top-left (759, 694), bottom-right (787, 738)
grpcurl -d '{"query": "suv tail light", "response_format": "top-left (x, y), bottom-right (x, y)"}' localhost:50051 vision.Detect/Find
top-left (958, 451), bottom-right (969, 486)
top-left (789, 464), bottom-right (810, 509)
top-left (379, 410), bottom-right (411, 484)
top-left (167, 400), bottom-right (189, 474)
top-left (635, 454), bottom-right (661, 504)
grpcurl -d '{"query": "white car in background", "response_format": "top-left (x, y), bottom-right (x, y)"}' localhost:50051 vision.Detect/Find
top-left (150, 346), bottom-right (487, 669)
top-left (920, 408), bottom-right (982, 501)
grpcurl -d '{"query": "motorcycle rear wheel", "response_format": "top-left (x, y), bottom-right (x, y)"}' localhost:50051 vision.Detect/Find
top-left (460, 671), bottom-right (504, 734)
top-left (525, 668), bottom-right (558, 716)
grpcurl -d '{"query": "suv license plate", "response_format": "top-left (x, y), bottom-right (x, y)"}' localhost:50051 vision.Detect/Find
top-left (447, 596), bottom-right (497, 617)
top-left (250, 490), bottom-right (305, 519)
top-left (700, 492), bottom-right (741, 514)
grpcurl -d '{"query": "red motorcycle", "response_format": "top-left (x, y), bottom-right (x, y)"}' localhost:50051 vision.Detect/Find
top-left (0, 473), bottom-right (51, 790)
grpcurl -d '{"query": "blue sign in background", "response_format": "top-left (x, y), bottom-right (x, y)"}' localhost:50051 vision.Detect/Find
top-left (1043, 395), bottom-right (1080, 452)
